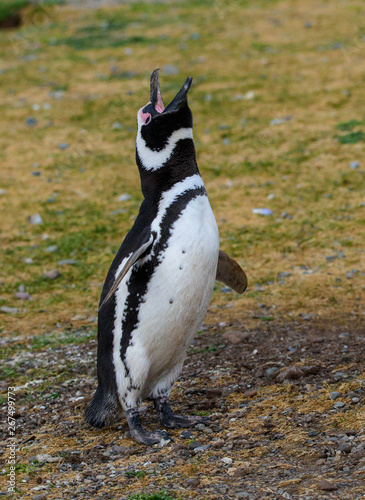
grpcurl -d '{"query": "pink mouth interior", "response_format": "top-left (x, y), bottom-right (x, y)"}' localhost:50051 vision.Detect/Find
top-left (155, 88), bottom-right (165, 113)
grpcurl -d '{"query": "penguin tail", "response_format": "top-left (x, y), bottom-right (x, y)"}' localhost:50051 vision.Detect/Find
top-left (84, 386), bottom-right (123, 428)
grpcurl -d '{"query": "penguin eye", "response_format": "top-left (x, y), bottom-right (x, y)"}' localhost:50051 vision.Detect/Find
top-left (145, 115), bottom-right (151, 125)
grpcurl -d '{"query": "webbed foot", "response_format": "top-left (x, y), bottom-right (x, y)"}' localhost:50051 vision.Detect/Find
top-left (154, 395), bottom-right (210, 429)
top-left (126, 408), bottom-right (173, 446)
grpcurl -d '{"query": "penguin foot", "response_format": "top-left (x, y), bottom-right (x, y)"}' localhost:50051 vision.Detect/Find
top-left (126, 408), bottom-right (173, 446)
top-left (154, 395), bottom-right (210, 429)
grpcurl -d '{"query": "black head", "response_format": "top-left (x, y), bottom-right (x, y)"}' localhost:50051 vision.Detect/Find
top-left (137, 69), bottom-right (193, 158)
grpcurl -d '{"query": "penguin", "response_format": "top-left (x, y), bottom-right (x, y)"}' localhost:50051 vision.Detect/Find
top-left (84, 69), bottom-right (247, 446)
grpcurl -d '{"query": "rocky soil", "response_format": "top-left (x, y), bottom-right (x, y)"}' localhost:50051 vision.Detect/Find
top-left (1, 317), bottom-right (364, 499)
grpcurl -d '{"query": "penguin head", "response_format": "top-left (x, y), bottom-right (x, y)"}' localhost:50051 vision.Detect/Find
top-left (136, 69), bottom-right (194, 170)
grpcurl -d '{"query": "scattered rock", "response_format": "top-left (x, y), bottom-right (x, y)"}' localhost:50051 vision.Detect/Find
top-left (33, 495), bottom-right (47, 500)
top-left (329, 391), bottom-right (341, 400)
top-left (186, 478), bottom-right (200, 487)
top-left (28, 213), bottom-right (43, 225)
top-left (58, 259), bottom-right (78, 266)
top-left (276, 365), bottom-right (304, 382)
top-left (221, 457), bottom-right (233, 465)
top-left (252, 208), bottom-right (273, 216)
top-left (118, 193), bottom-right (132, 202)
top-left (334, 401), bottom-right (345, 409)
top-left (43, 269), bottom-right (61, 280)
top-left (0, 306), bottom-right (19, 314)
top-left (15, 292), bottom-right (32, 300)
top-left (222, 330), bottom-right (248, 344)
top-left (338, 443), bottom-right (352, 454)
top-left (181, 430), bottom-right (194, 439)
top-left (26, 117), bottom-right (37, 127)
top-left (350, 160), bottom-right (360, 169)
top-left (45, 245), bottom-right (58, 253)
top-left (188, 441), bottom-right (201, 450)
top-left (58, 143), bottom-right (69, 150)
top-left (317, 479), bottom-right (338, 491)
top-left (266, 366), bottom-right (279, 377)
top-left (242, 388), bottom-right (257, 398)
top-left (34, 454), bottom-right (61, 463)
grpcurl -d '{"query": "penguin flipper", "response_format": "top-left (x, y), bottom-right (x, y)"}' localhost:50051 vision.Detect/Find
top-left (99, 234), bottom-right (154, 311)
top-left (216, 250), bottom-right (248, 293)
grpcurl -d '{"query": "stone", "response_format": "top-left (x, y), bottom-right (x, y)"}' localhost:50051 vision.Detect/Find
top-left (15, 292), bottom-right (32, 300)
top-left (186, 478), bottom-right (200, 487)
top-left (43, 270), bottom-right (61, 280)
top-left (221, 457), bottom-right (233, 465)
top-left (242, 388), bottom-right (257, 398)
top-left (334, 401), bottom-right (345, 409)
top-left (58, 143), bottom-right (69, 150)
top-left (276, 366), bottom-right (304, 382)
top-left (266, 367), bottom-right (279, 377)
top-left (58, 259), bottom-right (78, 266)
top-left (28, 213), bottom-right (43, 225)
top-left (26, 117), bottom-right (37, 126)
top-left (188, 441), bottom-right (201, 450)
top-left (329, 391), bottom-right (341, 400)
top-left (317, 479), bottom-right (337, 491)
top-left (0, 306), bottom-right (19, 314)
top-left (45, 245), bottom-right (58, 253)
top-left (180, 430), bottom-right (193, 439)
top-left (350, 161), bottom-right (360, 169)
top-left (117, 193), bottom-right (132, 202)
top-left (252, 208), bottom-right (273, 216)
top-left (35, 454), bottom-right (61, 463)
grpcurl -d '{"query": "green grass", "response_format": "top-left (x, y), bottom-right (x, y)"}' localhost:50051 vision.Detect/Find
top-left (128, 493), bottom-right (179, 500)
top-left (0, 1), bottom-right (30, 25)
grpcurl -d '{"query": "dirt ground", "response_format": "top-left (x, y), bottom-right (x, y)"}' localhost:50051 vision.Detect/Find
top-left (1, 315), bottom-right (364, 499)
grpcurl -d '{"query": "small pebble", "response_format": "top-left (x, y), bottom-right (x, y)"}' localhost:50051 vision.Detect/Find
top-left (266, 367), bottom-right (279, 377)
top-left (188, 441), bottom-right (201, 450)
top-left (252, 208), bottom-right (273, 216)
top-left (45, 245), bottom-right (58, 253)
top-left (329, 391), bottom-right (341, 400)
top-left (43, 270), bottom-right (61, 280)
top-left (26, 117), bottom-right (37, 127)
top-left (118, 193), bottom-right (132, 202)
top-left (221, 457), bottom-right (233, 465)
top-left (28, 213), bottom-right (43, 225)
top-left (0, 306), bottom-right (19, 314)
top-left (350, 161), bottom-right (360, 169)
top-left (58, 259), bottom-right (78, 266)
top-left (317, 479), bottom-right (338, 491)
top-left (15, 292), bottom-right (32, 300)
top-left (180, 430), bottom-right (194, 439)
top-left (334, 401), bottom-right (345, 409)
top-left (112, 122), bottom-right (123, 130)
top-left (58, 143), bottom-right (69, 150)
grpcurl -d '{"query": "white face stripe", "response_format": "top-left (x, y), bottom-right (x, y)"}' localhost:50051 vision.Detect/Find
top-left (136, 111), bottom-right (193, 171)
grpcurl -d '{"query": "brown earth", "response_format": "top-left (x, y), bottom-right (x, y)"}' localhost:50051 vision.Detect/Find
top-left (1, 315), bottom-right (364, 499)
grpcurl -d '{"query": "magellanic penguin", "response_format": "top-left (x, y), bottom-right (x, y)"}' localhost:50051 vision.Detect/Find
top-left (84, 69), bottom-right (247, 446)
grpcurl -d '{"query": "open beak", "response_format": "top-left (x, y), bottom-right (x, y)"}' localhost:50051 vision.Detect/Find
top-left (150, 68), bottom-right (192, 114)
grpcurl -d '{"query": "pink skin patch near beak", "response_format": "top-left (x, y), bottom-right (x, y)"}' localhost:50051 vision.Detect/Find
top-left (140, 108), bottom-right (152, 125)
top-left (139, 91), bottom-right (165, 124)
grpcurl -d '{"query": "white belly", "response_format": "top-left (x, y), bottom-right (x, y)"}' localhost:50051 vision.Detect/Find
top-left (119, 195), bottom-right (219, 399)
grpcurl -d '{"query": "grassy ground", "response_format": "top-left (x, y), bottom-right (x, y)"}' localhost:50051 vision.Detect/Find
top-left (0, 0), bottom-right (364, 498)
